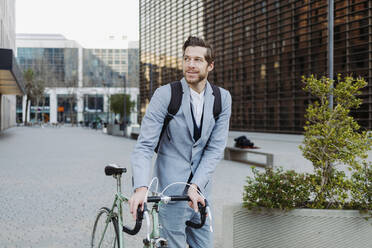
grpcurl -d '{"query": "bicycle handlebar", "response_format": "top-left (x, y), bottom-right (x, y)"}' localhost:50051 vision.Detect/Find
top-left (122, 207), bottom-right (144, 235)
top-left (147, 195), bottom-right (190, 203)
top-left (185, 201), bottom-right (208, 229)
top-left (122, 195), bottom-right (209, 235)
top-left (147, 195), bottom-right (209, 229)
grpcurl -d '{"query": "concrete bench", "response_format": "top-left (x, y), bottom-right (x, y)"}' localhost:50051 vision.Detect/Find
top-left (130, 131), bottom-right (139, 140)
top-left (130, 125), bottom-right (140, 140)
top-left (224, 146), bottom-right (273, 168)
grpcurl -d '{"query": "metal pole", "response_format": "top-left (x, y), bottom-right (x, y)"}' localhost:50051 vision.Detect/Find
top-left (105, 82), bottom-right (109, 123)
top-left (328, 0), bottom-right (334, 109)
top-left (123, 75), bottom-right (127, 137)
top-left (107, 85), bottom-right (111, 125)
top-left (95, 91), bottom-right (97, 130)
top-left (149, 65), bottom-right (153, 98)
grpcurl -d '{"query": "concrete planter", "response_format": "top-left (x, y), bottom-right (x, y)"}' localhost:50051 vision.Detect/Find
top-left (223, 204), bottom-right (371, 248)
top-left (107, 124), bottom-right (136, 137)
top-left (107, 124), bottom-right (113, 135)
top-left (111, 124), bottom-right (124, 136)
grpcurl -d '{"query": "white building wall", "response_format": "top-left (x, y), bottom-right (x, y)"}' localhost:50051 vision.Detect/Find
top-left (0, 95), bottom-right (16, 131)
top-left (30, 87), bottom-right (139, 125)
top-left (77, 91), bottom-right (84, 122)
top-left (0, 0), bottom-right (19, 131)
top-left (48, 90), bottom-right (57, 123)
top-left (0, 0), bottom-right (15, 50)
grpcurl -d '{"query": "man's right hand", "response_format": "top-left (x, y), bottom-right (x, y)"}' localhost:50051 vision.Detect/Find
top-left (128, 186), bottom-right (147, 220)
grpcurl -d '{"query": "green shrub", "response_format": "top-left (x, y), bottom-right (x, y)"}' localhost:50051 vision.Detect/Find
top-left (243, 167), bottom-right (311, 210)
top-left (110, 94), bottom-right (135, 123)
top-left (243, 75), bottom-right (371, 213)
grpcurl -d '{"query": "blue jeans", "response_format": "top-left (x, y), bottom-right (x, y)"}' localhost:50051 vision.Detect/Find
top-left (158, 201), bottom-right (213, 248)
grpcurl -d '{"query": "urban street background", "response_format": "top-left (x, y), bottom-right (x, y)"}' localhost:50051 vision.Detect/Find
top-left (0, 126), bottom-right (249, 248)
top-left (1, 126), bottom-right (371, 247)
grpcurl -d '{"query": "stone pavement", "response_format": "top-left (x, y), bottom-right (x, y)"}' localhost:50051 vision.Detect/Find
top-left (0, 127), bottom-right (370, 248)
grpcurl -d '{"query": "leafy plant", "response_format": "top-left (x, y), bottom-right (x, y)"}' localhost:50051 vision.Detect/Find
top-left (243, 167), bottom-right (311, 210)
top-left (110, 94), bottom-right (135, 123)
top-left (243, 75), bottom-right (371, 213)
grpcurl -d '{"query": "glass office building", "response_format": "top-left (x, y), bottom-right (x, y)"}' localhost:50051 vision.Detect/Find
top-left (17, 47), bottom-right (79, 87)
top-left (128, 47), bottom-right (139, 88)
top-left (16, 34), bottom-right (139, 124)
top-left (139, 0), bottom-right (204, 116)
top-left (82, 49), bottom-right (123, 88)
top-left (139, 0), bottom-right (372, 133)
top-left (17, 47), bottom-right (79, 122)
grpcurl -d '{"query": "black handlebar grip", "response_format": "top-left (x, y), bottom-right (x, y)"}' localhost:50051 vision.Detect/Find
top-left (122, 205), bottom-right (145, 235)
top-left (185, 201), bottom-right (208, 229)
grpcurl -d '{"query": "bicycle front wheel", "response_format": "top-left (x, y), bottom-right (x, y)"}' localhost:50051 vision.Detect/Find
top-left (91, 207), bottom-right (119, 248)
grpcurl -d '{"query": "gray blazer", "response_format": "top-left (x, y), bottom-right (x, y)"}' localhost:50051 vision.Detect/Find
top-left (131, 78), bottom-right (232, 196)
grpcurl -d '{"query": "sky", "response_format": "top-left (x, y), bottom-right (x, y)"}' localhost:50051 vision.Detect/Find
top-left (15, 0), bottom-right (139, 47)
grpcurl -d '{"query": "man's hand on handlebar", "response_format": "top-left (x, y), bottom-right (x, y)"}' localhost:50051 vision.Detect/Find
top-left (187, 183), bottom-right (205, 212)
top-left (129, 186), bottom-right (147, 220)
top-left (125, 193), bottom-right (210, 235)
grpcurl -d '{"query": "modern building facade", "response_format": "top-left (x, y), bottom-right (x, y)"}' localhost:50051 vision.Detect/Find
top-left (16, 33), bottom-right (139, 125)
top-left (0, 0), bottom-right (25, 131)
top-left (139, 0), bottom-right (372, 133)
top-left (128, 41), bottom-right (140, 89)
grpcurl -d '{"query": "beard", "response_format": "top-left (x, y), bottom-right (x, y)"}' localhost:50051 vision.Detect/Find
top-left (183, 70), bottom-right (208, 85)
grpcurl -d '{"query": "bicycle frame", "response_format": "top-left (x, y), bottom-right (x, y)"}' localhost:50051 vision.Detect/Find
top-left (143, 201), bottom-right (165, 248)
top-left (95, 167), bottom-right (208, 248)
top-left (96, 174), bottom-right (128, 248)
top-left (96, 174), bottom-right (165, 248)
top-left (113, 175), bottom-right (128, 248)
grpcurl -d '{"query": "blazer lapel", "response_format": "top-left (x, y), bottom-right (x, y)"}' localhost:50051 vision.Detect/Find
top-left (195, 81), bottom-right (214, 146)
top-left (180, 78), bottom-right (195, 142)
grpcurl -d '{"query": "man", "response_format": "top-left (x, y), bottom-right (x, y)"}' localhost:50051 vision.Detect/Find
top-left (129, 36), bottom-right (231, 247)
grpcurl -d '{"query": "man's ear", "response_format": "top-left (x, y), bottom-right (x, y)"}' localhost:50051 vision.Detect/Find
top-left (207, 61), bottom-right (214, 72)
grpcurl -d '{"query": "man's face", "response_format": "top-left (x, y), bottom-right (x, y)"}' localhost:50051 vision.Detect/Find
top-left (182, 46), bottom-right (214, 85)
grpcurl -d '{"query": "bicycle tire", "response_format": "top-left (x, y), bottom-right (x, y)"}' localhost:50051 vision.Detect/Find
top-left (91, 207), bottom-right (119, 248)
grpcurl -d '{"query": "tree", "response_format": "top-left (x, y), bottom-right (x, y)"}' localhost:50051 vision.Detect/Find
top-left (299, 75), bottom-right (371, 207)
top-left (34, 56), bottom-right (57, 123)
top-left (32, 79), bottom-right (45, 124)
top-left (243, 75), bottom-right (371, 212)
top-left (65, 77), bottom-right (78, 125)
top-left (23, 68), bottom-right (45, 124)
top-left (110, 94), bottom-right (135, 124)
top-left (23, 69), bottom-right (35, 125)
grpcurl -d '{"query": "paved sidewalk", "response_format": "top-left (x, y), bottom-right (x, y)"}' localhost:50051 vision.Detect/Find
top-left (0, 127), bottom-right (370, 247)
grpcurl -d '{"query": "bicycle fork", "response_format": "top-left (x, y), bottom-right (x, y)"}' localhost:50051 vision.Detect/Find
top-left (143, 204), bottom-right (167, 248)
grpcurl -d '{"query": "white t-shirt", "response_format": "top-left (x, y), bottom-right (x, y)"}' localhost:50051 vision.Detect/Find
top-left (190, 87), bottom-right (205, 128)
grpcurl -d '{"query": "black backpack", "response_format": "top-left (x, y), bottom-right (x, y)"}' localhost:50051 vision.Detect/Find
top-left (234, 136), bottom-right (255, 148)
top-left (155, 81), bottom-right (222, 153)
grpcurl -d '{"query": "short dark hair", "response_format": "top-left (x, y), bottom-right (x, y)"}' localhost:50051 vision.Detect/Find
top-left (182, 36), bottom-right (214, 65)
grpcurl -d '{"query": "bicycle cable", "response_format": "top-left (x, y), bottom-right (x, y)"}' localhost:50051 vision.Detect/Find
top-left (160, 181), bottom-right (207, 200)
top-left (144, 177), bottom-right (159, 201)
top-left (145, 179), bottom-right (213, 233)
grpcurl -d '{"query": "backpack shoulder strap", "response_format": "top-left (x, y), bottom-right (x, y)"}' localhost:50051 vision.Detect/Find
top-left (210, 83), bottom-right (222, 120)
top-left (168, 81), bottom-right (183, 115)
top-left (154, 81), bottom-right (183, 153)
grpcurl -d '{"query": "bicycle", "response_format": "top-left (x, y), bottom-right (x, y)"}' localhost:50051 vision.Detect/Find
top-left (91, 164), bottom-right (210, 248)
